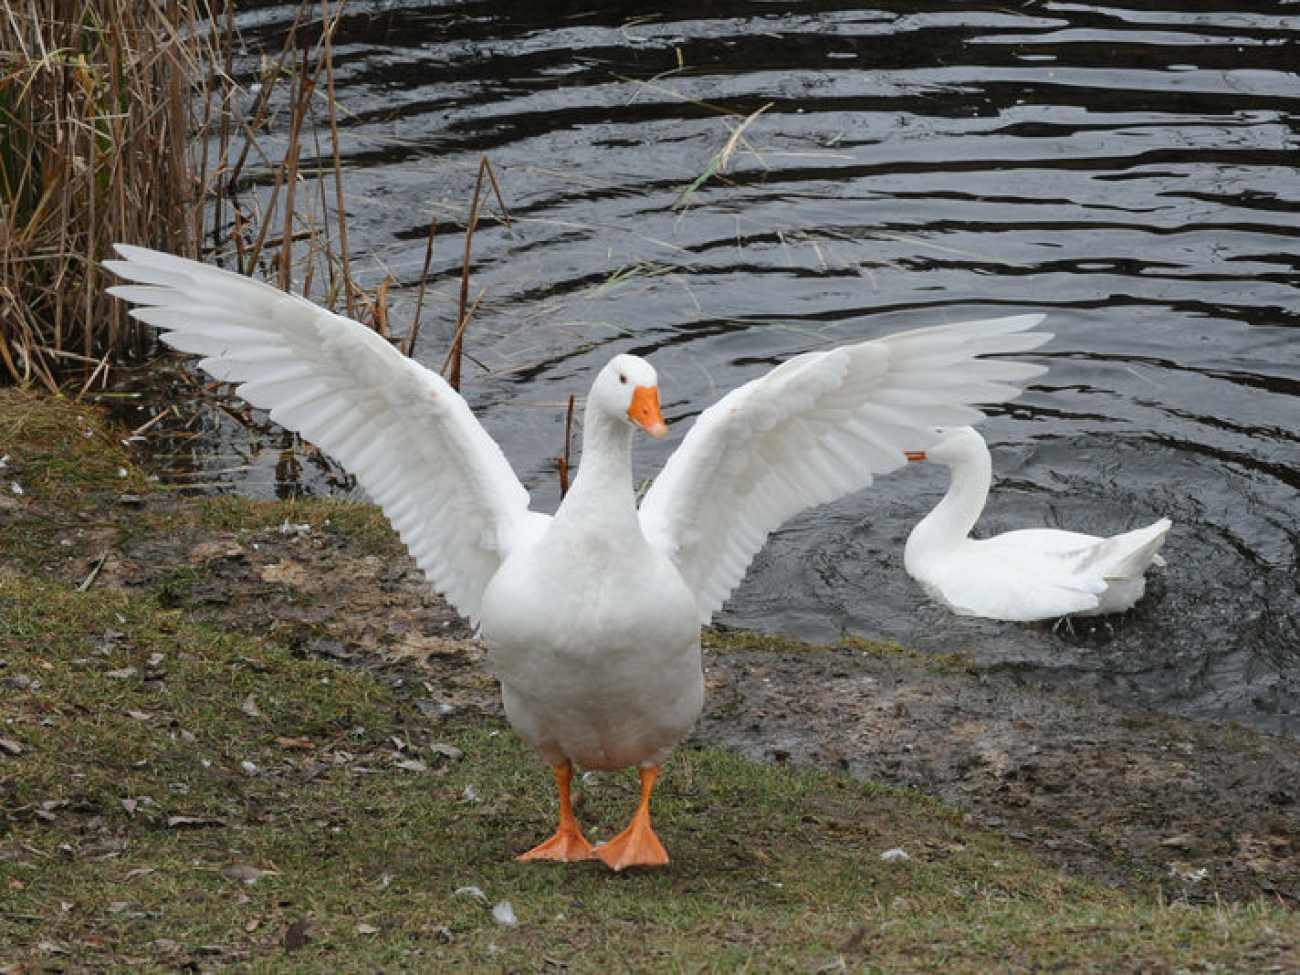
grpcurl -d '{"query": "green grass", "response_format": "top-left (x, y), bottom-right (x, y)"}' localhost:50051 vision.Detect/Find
top-left (1, 386), bottom-right (1297, 971)
top-left (2, 573), bottom-right (1294, 972)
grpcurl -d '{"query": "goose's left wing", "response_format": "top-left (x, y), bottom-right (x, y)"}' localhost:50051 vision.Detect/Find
top-left (104, 244), bottom-right (537, 626)
top-left (638, 315), bottom-right (1051, 623)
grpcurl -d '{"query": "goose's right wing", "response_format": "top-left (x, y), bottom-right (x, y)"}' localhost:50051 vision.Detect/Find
top-left (932, 550), bottom-right (1104, 621)
top-left (105, 244), bottom-right (536, 625)
top-left (640, 315), bottom-right (1051, 623)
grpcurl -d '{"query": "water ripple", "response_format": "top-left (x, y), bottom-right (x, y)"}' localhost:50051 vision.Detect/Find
top-left (198, 0), bottom-right (1300, 736)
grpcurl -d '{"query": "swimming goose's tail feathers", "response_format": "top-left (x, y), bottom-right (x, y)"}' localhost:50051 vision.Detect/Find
top-left (1094, 518), bottom-right (1172, 580)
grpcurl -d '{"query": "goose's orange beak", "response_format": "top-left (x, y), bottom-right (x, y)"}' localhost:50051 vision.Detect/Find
top-left (904, 450), bottom-right (926, 462)
top-left (628, 385), bottom-right (668, 439)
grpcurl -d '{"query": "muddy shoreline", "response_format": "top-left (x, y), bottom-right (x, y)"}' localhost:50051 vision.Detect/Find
top-left (696, 641), bottom-right (1299, 904)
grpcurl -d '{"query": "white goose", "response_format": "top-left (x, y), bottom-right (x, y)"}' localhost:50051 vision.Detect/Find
top-left (106, 244), bottom-right (1050, 869)
top-left (904, 426), bottom-right (1171, 622)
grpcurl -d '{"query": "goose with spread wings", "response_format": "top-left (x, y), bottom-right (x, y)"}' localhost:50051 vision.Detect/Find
top-left (106, 244), bottom-right (1050, 870)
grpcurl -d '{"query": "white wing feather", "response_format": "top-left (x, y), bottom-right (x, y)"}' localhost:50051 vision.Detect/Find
top-left (933, 560), bottom-right (1104, 621)
top-left (104, 244), bottom-right (534, 625)
top-left (638, 315), bottom-right (1051, 622)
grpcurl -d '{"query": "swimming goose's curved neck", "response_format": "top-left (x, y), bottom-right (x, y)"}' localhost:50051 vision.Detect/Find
top-left (912, 444), bottom-right (992, 549)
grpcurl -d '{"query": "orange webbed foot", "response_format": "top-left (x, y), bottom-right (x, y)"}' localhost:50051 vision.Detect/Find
top-left (519, 825), bottom-right (597, 862)
top-left (594, 765), bottom-right (670, 871)
top-left (595, 817), bottom-right (669, 871)
top-left (520, 761), bottom-right (597, 863)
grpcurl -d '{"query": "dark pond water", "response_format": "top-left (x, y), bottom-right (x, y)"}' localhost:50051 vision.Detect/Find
top-left (134, 1), bottom-right (1300, 736)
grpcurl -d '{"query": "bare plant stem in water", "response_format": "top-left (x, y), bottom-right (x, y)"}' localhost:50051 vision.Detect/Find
top-left (445, 155), bottom-right (512, 392)
top-left (559, 394), bottom-right (577, 499)
top-left (405, 216), bottom-right (439, 359)
top-left (319, 0), bottom-right (353, 319)
top-left (672, 101), bottom-right (773, 210)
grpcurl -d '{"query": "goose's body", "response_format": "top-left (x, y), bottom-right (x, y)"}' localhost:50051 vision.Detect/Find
top-left (904, 426), bottom-right (1171, 622)
top-left (479, 400), bottom-right (704, 775)
top-left (106, 244), bottom-right (1051, 868)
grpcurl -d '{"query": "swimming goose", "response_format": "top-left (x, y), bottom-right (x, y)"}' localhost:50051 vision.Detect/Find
top-left (904, 426), bottom-right (1171, 622)
top-left (106, 244), bottom-right (1050, 869)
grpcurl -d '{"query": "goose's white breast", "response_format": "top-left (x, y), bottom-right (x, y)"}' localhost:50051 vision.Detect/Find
top-left (478, 529), bottom-right (703, 770)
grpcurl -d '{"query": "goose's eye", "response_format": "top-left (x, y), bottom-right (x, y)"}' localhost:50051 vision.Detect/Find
top-left (618, 373), bottom-right (628, 385)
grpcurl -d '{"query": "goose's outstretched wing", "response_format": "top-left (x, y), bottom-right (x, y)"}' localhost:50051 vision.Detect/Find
top-left (105, 244), bottom-right (535, 625)
top-left (638, 315), bottom-right (1051, 623)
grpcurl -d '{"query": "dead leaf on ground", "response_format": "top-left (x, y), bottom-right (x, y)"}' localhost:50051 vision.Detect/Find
top-left (260, 559), bottom-right (309, 587)
top-left (224, 862), bottom-right (278, 885)
top-left (188, 539), bottom-right (247, 563)
top-left (283, 917), bottom-right (314, 951)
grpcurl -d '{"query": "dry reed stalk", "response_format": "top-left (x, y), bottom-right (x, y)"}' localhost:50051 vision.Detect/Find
top-left (672, 101), bottom-right (774, 210)
top-left (233, 0), bottom-right (313, 277)
top-left (212, 1), bottom-right (373, 326)
top-left (445, 155), bottom-right (511, 391)
top-left (2, 0), bottom-right (498, 437)
top-left (319, 0), bottom-right (352, 319)
top-left (558, 393), bottom-right (576, 498)
top-left (403, 215), bottom-right (438, 359)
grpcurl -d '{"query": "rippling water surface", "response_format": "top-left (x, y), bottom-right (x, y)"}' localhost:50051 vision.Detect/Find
top-left (172, 1), bottom-right (1299, 734)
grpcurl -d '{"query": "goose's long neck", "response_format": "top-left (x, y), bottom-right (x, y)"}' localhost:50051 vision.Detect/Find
top-left (556, 406), bottom-right (640, 533)
top-left (906, 444), bottom-right (992, 558)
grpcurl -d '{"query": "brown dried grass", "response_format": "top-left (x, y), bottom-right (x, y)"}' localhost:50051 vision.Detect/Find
top-left (0, 0), bottom-right (370, 391)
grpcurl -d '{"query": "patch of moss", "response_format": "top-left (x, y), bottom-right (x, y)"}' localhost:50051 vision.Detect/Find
top-left (0, 385), bottom-right (149, 507)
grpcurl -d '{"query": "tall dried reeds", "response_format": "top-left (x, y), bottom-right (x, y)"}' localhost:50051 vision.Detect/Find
top-left (2, 0), bottom-right (481, 395)
top-left (1, 0), bottom-right (374, 390)
top-left (0, 0), bottom-right (225, 389)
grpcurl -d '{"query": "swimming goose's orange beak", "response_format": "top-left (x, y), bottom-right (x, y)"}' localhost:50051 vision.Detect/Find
top-left (904, 450), bottom-right (926, 462)
top-left (628, 385), bottom-right (668, 439)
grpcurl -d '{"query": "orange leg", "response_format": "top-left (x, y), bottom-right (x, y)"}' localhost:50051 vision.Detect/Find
top-left (595, 765), bottom-right (669, 871)
top-left (519, 761), bottom-right (596, 862)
